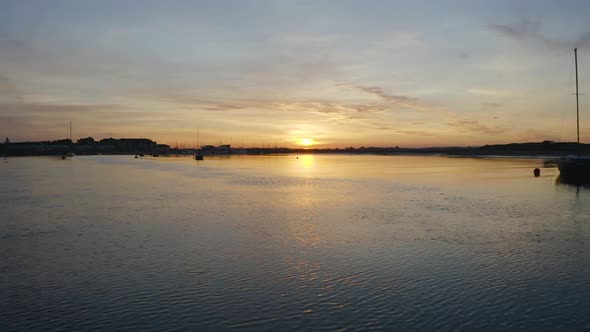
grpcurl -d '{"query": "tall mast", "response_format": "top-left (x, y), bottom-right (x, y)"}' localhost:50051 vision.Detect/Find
top-left (197, 126), bottom-right (200, 149)
top-left (575, 48), bottom-right (580, 143)
top-left (69, 120), bottom-right (72, 143)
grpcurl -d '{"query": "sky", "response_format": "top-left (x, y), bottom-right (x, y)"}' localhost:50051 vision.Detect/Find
top-left (2, 0), bottom-right (590, 148)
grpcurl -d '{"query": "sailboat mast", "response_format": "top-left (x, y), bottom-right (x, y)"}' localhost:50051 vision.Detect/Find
top-left (575, 48), bottom-right (580, 143)
top-left (69, 120), bottom-right (72, 143)
top-left (197, 126), bottom-right (200, 149)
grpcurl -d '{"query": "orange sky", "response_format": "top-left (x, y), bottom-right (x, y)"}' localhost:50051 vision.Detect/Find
top-left (1, 1), bottom-right (590, 148)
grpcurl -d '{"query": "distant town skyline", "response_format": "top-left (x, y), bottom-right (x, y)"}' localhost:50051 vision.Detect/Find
top-left (2, 0), bottom-right (590, 148)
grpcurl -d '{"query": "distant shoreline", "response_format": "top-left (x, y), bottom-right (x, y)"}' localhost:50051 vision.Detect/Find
top-left (0, 151), bottom-right (568, 160)
top-left (2, 139), bottom-right (588, 158)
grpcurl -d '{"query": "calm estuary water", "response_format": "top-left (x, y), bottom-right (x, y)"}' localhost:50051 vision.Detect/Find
top-left (1, 155), bottom-right (589, 330)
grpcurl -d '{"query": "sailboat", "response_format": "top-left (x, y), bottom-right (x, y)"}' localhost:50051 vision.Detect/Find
top-left (195, 126), bottom-right (204, 160)
top-left (66, 120), bottom-right (75, 157)
top-left (556, 48), bottom-right (590, 180)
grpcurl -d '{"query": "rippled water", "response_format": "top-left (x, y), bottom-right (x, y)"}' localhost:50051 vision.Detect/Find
top-left (1, 155), bottom-right (589, 330)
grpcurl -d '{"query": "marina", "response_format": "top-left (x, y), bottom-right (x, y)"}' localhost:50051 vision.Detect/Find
top-left (1, 154), bottom-right (589, 330)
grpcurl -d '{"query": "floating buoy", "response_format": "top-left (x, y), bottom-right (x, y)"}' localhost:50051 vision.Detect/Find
top-left (533, 168), bottom-right (540, 177)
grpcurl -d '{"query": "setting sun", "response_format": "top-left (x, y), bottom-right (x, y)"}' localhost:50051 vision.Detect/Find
top-left (297, 138), bottom-right (316, 147)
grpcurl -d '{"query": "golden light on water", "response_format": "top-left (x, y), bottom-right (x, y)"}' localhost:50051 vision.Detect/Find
top-left (299, 154), bottom-right (315, 169)
top-left (297, 138), bottom-right (316, 147)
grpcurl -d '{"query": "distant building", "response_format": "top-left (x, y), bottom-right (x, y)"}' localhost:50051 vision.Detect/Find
top-left (153, 144), bottom-right (170, 154)
top-left (7, 142), bottom-right (46, 155)
top-left (99, 138), bottom-right (161, 153)
top-left (218, 145), bottom-right (231, 153)
top-left (2, 137), bottom-right (170, 156)
top-left (200, 144), bottom-right (231, 155)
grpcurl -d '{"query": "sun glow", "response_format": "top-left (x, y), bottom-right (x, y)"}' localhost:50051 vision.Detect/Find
top-left (297, 138), bottom-right (316, 147)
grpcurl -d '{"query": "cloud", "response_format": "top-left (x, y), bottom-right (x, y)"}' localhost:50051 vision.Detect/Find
top-left (467, 88), bottom-right (500, 96)
top-left (0, 75), bottom-right (16, 92)
top-left (158, 91), bottom-right (390, 121)
top-left (0, 101), bottom-right (146, 141)
top-left (0, 102), bottom-right (131, 118)
top-left (446, 119), bottom-right (505, 135)
top-left (154, 94), bottom-right (273, 113)
top-left (356, 85), bottom-right (417, 104)
top-left (0, 75), bottom-right (23, 103)
top-left (458, 51), bottom-right (470, 59)
top-left (349, 104), bottom-right (386, 114)
top-left (0, 101), bottom-right (149, 137)
top-left (518, 129), bottom-right (560, 142)
top-left (488, 19), bottom-right (590, 51)
top-left (372, 123), bottom-right (435, 136)
top-left (448, 120), bottom-right (478, 126)
top-left (576, 32), bottom-right (590, 49)
top-left (202, 104), bottom-right (249, 111)
top-left (273, 101), bottom-right (357, 119)
top-left (0, 39), bottom-right (33, 62)
top-left (481, 101), bottom-right (503, 108)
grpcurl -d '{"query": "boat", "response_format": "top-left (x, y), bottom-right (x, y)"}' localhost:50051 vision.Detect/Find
top-left (194, 126), bottom-right (204, 161)
top-left (557, 156), bottom-right (590, 178)
top-left (65, 120), bottom-right (75, 158)
top-left (557, 48), bottom-right (590, 181)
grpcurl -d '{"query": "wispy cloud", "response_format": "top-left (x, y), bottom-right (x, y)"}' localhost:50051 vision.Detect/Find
top-left (467, 88), bottom-right (501, 96)
top-left (156, 91), bottom-right (390, 119)
top-left (518, 129), bottom-right (560, 142)
top-left (0, 75), bottom-right (22, 102)
top-left (481, 101), bottom-right (503, 108)
top-left (355, 85), bottom-right (418, 104)
top-left (202, 104), bottom-right (249, 111)
top-left (446, 119), bottom-right (505, 135)
top-left (488, 18), bottom-right (590, 51)
top-left (0, 101), bottom-right (149, 141)
top-left (373, 123), bottom-right (435, 136)
top-left (349, 104), bottom-right (386, 114)
top-left (0, 102), bottom-right (137, 123)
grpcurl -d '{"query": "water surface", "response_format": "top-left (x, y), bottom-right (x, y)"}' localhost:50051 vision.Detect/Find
top-left (1, 155), bottom-right (589, 330)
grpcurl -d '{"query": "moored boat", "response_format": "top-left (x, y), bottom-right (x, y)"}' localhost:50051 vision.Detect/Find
top-left (557, 155), bottom-right (590, 180)
top-left (556, 48), bottom-right (589, 181)
top-left (194, 126), bottom-right (204, 161)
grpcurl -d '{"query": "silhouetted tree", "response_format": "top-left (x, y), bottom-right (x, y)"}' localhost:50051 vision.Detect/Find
top-left (77, 137), bottom-right (96, 145)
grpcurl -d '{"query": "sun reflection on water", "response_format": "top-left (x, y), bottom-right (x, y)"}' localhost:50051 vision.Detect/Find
top-left (298, 155), bottom-right (315, 169)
